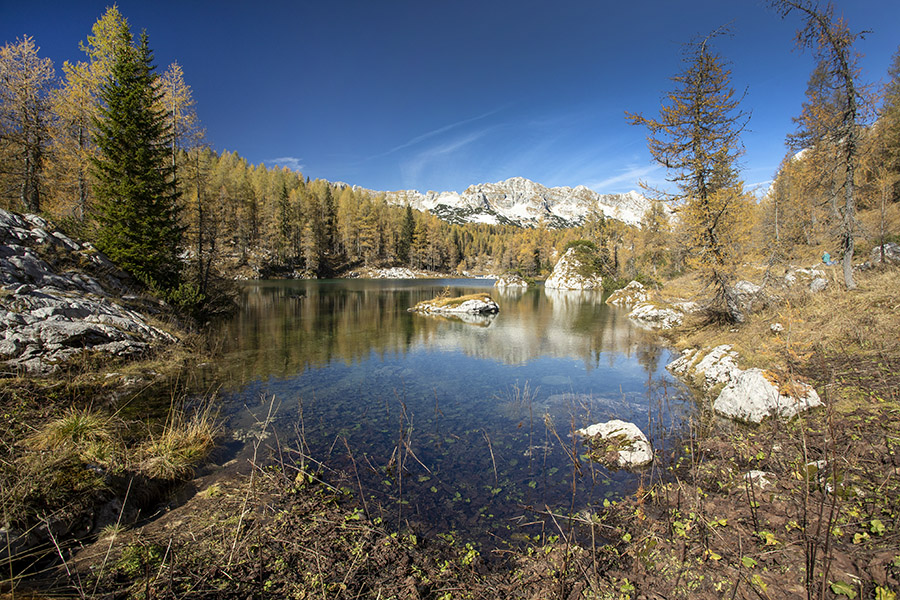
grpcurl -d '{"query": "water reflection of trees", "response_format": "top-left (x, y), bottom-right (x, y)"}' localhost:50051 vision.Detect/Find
top-left (214, 280), bottom-right (664, 386)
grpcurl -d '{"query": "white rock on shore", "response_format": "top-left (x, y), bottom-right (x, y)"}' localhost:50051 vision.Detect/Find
top-left (667, 345), bottom-right (822, 424)
top-left (493, 273), bottom-right (528, 289)
top-left (576, 419), bottom-right (653, 469)
top-left (605, 280), bottom-right (649, 307)
top-left (713, 368), bottom-right (823, 424)
top-left (627, 302), bottom-right (684, 329)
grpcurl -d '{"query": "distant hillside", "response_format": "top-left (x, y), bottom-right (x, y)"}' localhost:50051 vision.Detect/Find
top-left (352, 177), bottom-right (654, 228)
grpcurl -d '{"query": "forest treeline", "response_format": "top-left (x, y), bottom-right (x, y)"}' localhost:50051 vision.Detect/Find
top-left (0, 4), bottom-right (898, 317)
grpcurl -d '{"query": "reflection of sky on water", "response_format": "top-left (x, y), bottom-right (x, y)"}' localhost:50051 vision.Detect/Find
top-left (217, 279), bottom-right (693, 546)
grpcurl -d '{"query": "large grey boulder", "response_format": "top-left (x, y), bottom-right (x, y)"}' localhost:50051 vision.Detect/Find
top-left (668, 346), bottom-right (822, 424)
top-left (712, 368), bottom-right (823, 424)
top-left (576, 420), bottom-right (653, 469)
top-left (544, 247), bottom-right (602, 290)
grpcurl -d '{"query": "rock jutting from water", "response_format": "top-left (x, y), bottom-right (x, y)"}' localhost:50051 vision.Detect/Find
top-left (544, 247), bottom-right (603, 291)
top-left (576, 419), bottom-right (653, 469)
top-left (409, 293), bottom-right (500, 315)
top-left (0, 208), bottom-right (177, 374)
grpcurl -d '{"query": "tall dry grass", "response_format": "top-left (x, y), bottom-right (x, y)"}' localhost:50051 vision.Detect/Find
top-left (137, 402), bottom-right (221, 480)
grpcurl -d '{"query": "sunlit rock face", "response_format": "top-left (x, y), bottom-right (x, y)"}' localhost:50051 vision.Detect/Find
top-left (544, 248), bottom-right (603, 291)
top-left (0, 209), bottom-right (176, 373)
top-left (712, 368), bottom-right (822, 424)
top-left (666, 345), bottom-right (822, 424)
top-left (352, 177), bottom-right (658, 229)
top-left (576, 419), bottom-right (653, 469)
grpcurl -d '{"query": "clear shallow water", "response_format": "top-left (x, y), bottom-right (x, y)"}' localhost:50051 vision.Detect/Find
top-left (215, 279), bottom-right (693, 546)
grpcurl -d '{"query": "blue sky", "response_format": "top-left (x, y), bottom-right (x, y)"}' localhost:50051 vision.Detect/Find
top-left (3, 1), bottom-right (899, 195)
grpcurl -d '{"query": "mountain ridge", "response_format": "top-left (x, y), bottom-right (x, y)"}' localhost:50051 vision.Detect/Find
top-left (350, 176), bottom-right (654, 229)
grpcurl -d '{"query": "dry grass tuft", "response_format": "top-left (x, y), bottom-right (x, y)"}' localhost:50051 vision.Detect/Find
top-left (26, 407), bottom-right (118, 465)
top-left (137, 403), bottom-right (220, 480)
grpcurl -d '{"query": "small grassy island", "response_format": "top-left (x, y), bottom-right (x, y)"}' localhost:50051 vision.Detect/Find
top-left (409, 292), bottom-right (500, 314)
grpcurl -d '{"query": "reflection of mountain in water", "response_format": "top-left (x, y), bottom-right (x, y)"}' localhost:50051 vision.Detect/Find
top-left (213, 279), bottom-right (664, 386)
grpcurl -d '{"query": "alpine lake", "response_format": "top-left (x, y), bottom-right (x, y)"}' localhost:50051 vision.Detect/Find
top-left (212, 278), bottom-right (695, 548)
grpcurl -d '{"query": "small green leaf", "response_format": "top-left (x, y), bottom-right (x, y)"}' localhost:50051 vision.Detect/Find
top-left (622, 532), bottom-right (632, 543)
top-left (741, 556), bottom-right (757, 569)
top-left (869, 519), bottom-right (886, 536)
top-left (830, 580), bottom-right (857, 598)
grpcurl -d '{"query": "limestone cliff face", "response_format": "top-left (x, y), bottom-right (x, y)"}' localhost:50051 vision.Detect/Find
top-left (0, 209), bottom-right (177, 374)
top-left (353, 177), bottom-right (658, 228)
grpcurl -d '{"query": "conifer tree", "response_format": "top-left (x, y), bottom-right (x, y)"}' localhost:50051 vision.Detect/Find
top-left (627, 30), bottom-right (750, 321)
top-left (0, 35), bottom-right (55, 212)
top-left (91, 29), bottom-right (182, 291)
top-left (397, 203), bottom-right (415, 264)
top-left (770, 0), bottom-right (868, 289)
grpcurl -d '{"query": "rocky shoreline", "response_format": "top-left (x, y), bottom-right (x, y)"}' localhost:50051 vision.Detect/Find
top-left (0, 209), bottom-right (178, 374)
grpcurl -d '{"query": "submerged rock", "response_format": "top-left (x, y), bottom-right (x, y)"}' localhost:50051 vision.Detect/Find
top-left (544, 247), bottom-right (603, 290)
top-left (576, 419), bottom-right (653, 469)
top-left (712, 368), bottom-right (823, 424)
top-left (605, 280), bottom-right (649, 307)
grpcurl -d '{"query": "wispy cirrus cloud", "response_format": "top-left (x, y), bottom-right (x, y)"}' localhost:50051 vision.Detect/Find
top-left (267, 156), bottom-right (305, 172)
top-left (580, 163), bottom-right (663, 193)
top-left (371, 107), bottom-right (506, 161)
top-left (400, 129), bottom-right (495, 190)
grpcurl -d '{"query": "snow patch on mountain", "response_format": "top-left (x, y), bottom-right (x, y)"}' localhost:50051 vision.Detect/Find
top-left (354, 177), bottom-right (656, 229)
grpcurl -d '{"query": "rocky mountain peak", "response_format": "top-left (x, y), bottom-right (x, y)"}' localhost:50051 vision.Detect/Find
top-left (356, 177), bottom-right (657, 229)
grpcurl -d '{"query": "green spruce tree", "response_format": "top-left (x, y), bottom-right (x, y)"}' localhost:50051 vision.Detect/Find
top-left (397, 203), bottom-right (415, 264)
top-left (91, 29), bottom-right (183, 291)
